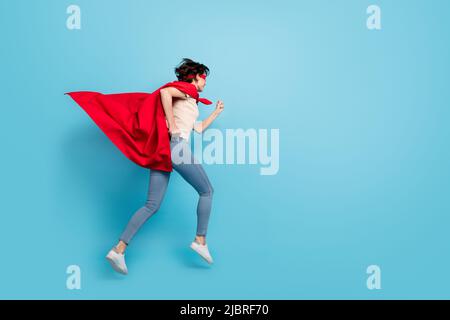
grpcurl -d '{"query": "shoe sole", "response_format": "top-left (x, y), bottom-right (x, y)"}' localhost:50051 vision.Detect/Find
top-left (106, 254), bottom-right (128, 275)
top-left (190, 244), bottom-right (213, 264)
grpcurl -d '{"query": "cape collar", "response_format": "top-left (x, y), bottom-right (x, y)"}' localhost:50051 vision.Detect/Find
top-left (184, 82), bottom-right (212, 105)
top-left (166, 81), bottom-right (212, 105)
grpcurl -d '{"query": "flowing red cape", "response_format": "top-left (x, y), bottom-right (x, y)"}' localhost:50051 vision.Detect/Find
top-left (65, 81), bottom-right (212, 172)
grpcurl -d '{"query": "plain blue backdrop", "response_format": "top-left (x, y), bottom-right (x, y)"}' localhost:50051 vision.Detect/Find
top-left (0, 0), bottom-right (449, 299)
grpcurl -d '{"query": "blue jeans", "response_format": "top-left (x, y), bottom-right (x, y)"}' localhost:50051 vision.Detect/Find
top-left (119, 135), bottom-right (214, 245)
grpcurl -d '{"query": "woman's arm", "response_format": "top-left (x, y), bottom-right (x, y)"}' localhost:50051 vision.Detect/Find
top-left (194, 100), bottom-right (224, 133)
top-left (160, 87), bottom-right (186, 134)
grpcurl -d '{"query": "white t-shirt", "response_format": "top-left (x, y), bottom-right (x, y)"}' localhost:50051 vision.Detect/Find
top-left (171, 93), bottom-right (201, 142)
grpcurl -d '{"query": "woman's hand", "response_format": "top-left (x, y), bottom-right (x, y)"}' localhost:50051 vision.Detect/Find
top-left (215, 100), bottom-right (224, 115)
top-left (169, 125), bottom-right (181, 136)
top-left (166, 119), bottom-right (179, 134)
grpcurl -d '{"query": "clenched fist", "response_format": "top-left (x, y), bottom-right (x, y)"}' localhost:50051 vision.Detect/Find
top-left (215, 100), bottom-right (224, 114)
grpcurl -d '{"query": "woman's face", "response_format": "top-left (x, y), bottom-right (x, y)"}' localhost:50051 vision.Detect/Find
top-left (194, 74), bottom-right (206, 92)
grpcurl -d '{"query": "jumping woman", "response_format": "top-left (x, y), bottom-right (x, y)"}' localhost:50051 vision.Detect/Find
top-left (66, 58), bottom-right (224, 274)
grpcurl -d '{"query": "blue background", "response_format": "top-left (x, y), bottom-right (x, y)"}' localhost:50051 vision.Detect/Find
top-left (0, 0), bottom-right (449, 299)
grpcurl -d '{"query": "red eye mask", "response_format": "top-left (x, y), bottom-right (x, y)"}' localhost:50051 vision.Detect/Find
top-left (186, 73), bottom-right (207, 80)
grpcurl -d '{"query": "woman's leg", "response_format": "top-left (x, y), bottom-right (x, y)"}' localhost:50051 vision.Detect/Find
top-left (171, 138), bottom-right (214, 240)
top-left (118, 169), bottom-right (171, 246)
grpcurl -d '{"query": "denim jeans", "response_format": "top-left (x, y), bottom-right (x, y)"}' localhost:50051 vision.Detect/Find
top-left (119, 135), bottom-right (214, 245)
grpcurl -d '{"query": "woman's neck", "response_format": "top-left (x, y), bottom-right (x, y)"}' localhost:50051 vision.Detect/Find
top-left (191, 81), bottom-right (200, 91)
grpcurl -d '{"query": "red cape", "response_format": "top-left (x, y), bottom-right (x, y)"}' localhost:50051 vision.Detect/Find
top-left (65, 81), bottom-right (212, 172)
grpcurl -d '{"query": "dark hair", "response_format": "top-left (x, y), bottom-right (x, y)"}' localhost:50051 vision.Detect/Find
top-left (175, 58), bottom-right (210, 83)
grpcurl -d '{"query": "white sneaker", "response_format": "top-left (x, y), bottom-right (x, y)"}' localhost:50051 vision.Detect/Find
top-left (106, 249), bottom-right (128, 275)
top-left (190, 241), bottom-right (214, 264)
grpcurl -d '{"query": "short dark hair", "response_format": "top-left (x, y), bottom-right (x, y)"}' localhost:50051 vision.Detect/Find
top-left (175, 58), bottom-right (210, 83)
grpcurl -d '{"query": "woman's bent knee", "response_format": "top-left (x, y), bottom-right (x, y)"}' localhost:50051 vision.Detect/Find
top-left (144, 201), bottom-right (161, 213)
top-left (199, 185), bottom-right (214, 197)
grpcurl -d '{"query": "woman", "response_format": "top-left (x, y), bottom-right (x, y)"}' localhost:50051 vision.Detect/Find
top-left (104, 59), bottom-right (224, 274)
